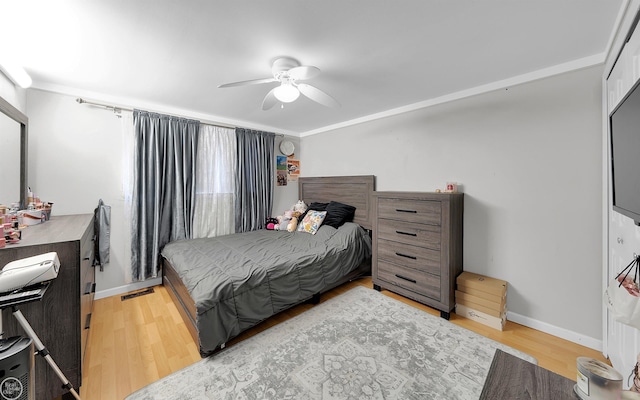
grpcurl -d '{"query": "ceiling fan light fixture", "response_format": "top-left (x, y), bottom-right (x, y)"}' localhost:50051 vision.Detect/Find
top-left (219, 57), bottom-right (338, 110)
top-left (274, 83), bottom-right (300, 103)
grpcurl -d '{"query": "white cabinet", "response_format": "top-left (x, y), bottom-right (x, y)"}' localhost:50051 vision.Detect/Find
top-left (605, 3), bottom-right (640, 386)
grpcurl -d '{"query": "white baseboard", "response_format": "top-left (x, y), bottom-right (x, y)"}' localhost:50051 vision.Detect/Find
top-left (507, 311), bottom-right (602, 352)
top-left (94, 277), bottom-right (162, 300)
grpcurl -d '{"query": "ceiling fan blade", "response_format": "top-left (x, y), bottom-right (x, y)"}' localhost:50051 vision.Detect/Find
top-left (288, 65), bottom-right (320, 81)
top-left (297, 83), bottom-right (340, 108)
top-left (218, 77), bottom-right (277, 88)
top-left (262, 88), bottom-right (279, 110)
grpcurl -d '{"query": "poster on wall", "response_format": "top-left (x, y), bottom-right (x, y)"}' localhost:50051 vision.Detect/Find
top-left (287, 158), bottom-right (300, 181)
top-left (277, 156), bottom-right (288, 186)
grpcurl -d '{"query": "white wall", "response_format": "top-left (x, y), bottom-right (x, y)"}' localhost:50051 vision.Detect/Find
top-left (301, 65), bottom-right (604, 347)
top-left (0, 72), bottom-right (26, 112)
top-left (26, 89), bottom-right (133, 296)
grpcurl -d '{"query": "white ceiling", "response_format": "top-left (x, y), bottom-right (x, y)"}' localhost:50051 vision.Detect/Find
top-left (1, 1), bottom-right (624, 135)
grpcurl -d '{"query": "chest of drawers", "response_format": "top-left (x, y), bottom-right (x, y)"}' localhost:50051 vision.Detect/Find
top-left (372, 192), bottom-right (463, 318)
top-left (0, 214), bottom-right (95, 399)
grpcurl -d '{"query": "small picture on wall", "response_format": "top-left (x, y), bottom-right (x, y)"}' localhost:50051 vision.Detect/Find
top-left (277, 156), bottom-right (287, 171)
top-left (287, 159), bottom-right (300, 181)
top-left (277, 170), bottom-right (288, 186)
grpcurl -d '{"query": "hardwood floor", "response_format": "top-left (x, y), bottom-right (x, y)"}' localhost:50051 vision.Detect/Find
top-left (79, 277), bottom-right (610, 399)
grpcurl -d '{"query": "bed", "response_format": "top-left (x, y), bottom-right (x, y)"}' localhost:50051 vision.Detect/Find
top-left (161, 175), bottom-right (376, 357)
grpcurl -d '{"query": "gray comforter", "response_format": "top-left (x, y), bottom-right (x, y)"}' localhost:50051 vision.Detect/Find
top-left (161, 222), bottom-right (372, 356)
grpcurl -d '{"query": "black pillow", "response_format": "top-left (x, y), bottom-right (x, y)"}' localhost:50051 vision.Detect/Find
top-left (307, 202), bottom-right (329, 211)
top-left (300, 202), bottom-right (329, 221)
top-left (323, 201), bottom-right (356, 228)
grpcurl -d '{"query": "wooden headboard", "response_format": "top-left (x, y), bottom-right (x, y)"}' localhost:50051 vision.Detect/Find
top-left (298, 175), bottom-right (376, 230)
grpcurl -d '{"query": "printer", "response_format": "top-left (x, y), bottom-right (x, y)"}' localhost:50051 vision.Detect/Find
top-left (0, 252), bottom-right (60, 293)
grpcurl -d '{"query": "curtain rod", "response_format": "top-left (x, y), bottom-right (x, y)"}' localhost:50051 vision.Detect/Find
top-left (75, 97), bottom-right (284, 136)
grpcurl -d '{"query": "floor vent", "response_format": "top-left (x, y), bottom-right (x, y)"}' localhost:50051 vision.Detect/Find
top-left (121, 287), bottom-right (155, 301)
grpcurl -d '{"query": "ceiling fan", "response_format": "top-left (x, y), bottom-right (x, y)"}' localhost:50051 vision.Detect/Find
top-left (218, 57), bottom-right (340, 110)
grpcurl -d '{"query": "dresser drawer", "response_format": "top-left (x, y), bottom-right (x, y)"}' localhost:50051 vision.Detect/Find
top-left (378, 219), bottom-right (441, 250)
top-left (377, 260), bottom-right (440, 300)
top-left (377, 239), bottom-right (440, 274)
top-left (378, 198), bottom-right (441, 225)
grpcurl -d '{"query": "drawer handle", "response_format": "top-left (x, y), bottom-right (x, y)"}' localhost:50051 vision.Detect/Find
top-left (395, 209), bottom-right (417, 214)
top-left (92, 283), bottom-right (96, 293)
top-left (84, 283), bottom-right (92, 295)
top-left (395, 274), bottom-right (417, 284)
top-left (83, 250), bottom-right (94, 261)
top-left (85, 313), bottom-right (92, 330)
top-left (396, 230), bottom-right (417, 237)
top-left (395, 252), bottom-right (417, 260)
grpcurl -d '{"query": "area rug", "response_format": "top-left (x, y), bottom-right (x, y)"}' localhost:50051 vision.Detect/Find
top-left (126, 286), bottom-right (536, 400)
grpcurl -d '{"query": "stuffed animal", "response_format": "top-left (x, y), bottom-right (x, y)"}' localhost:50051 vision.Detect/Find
top-left (277, 210), bottom-right (294, 229)
top-left (287, 216), bottom-right (299, 232)
top-left (273, 201), bottom-right (307, 232)
top-left (265, 217), bottom-right (278, 230)
top-left (292, 200), bottom-right (307, 215)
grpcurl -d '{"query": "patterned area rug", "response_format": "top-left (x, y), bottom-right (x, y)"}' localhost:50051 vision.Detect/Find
top-left (126, 286), bottom-right (536, 400)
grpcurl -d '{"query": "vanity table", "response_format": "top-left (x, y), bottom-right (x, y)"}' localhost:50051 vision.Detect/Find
top-left (0, 214), bottom-right (95, 399)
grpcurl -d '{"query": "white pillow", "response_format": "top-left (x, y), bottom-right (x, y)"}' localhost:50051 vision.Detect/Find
top-left (296, 210), bottom-right (327, 234)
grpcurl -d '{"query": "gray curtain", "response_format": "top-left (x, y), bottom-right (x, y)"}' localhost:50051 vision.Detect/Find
top-left (235, 128), bottom-right (275, 232)
top-left (131, 110), bottom-right (199, 281)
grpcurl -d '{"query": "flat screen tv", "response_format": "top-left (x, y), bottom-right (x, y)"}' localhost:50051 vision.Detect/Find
top-left (610, 78), bottom-right (640, 226)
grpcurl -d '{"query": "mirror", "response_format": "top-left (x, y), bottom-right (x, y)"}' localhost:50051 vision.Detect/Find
top-left (0, 94), bottom-right (28, 210)
top-left (0, 113), bottom-right (21, 206)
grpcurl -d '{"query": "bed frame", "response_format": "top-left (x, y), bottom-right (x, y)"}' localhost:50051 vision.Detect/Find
top-left (162, 175), bottom-right (376, 351)
top-left (297, 175), bottom-right (375, 230)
